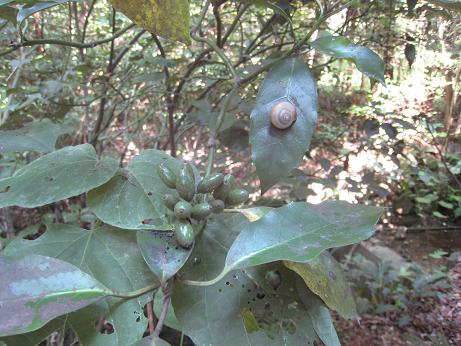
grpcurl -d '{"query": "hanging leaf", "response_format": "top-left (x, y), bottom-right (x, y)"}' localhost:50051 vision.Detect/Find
top-left (250, 57), bottom-right (318, 193)
top-left (0, 119), bottom-right (65, 153)
top-left (295, 278), bottom-right (341, 346)
top-left (0, 144), bottom-right (118, 208)
top-left (87, 149), bottom-right (181, 230)
top-left (109, 0), bottom-right (190, 44)
top-left (3, 223), bottom-right (158, 346)
top-left (225, 201), bottom-right (383, 272)
top-left (311, 34), bottom-right (385, 85)
top-left (137, 230), bottom-right (193, 285)
top-left (0, 255), bottom-right (110, 337)
top-left (284, 251), bottom-right (357, 318)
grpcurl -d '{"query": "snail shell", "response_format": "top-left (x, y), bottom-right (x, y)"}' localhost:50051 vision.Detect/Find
top-left (269, 101), bottom-right (297, 129)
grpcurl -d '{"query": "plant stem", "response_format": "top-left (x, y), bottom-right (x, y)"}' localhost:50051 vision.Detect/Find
top-left (109, 282), bottom-right (159, 299)
top-left (153, 283), bottom-right (173, 337)
top-left (0, 24), bottom-right (136, 57)
top-left (180, 267), bottom-right (229, 287)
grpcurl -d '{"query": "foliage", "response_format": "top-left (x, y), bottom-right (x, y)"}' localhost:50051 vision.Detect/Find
top-left (0, 0), bottom-right (459, 345)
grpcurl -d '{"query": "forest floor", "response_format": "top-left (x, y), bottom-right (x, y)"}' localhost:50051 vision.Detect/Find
top-left (335, 226), bottom-right (461, 346)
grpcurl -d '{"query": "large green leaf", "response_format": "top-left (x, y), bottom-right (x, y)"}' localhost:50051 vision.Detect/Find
top-left (172, 214), bottom-right (318, 345)
top-left (311, 34), bottom-right (385, 85)
top-left (0, 119), bottom-right (64, 153)
top-left (3, 224), bottom-right (158, 346)
top-left (0, 254), bottom-right (110, 337)
top-left (295, 277), bottom-right (340, 346)
top-left (284, 251), bottom-right (357, 318)
top-left (109, 0), bottom-right (190, 44)
top-left (250, 57), bottom-right (317, 193)
top-left (137, 230), bottom-right (193, 285)
top-left (87, 149), bottom-right (181, 230)
top-left (225, 201), bottom-right (383, 271)
top-left (0, 144), bottom-right (118, 208)
top-left (428, 0), bottom-right (461, 11)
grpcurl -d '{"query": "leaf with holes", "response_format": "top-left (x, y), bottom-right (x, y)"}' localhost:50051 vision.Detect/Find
top-left (109, 0), bottom-right (190, 44)
top-left (225, 201), bottom-right (383, 271)
top-left (311, 34), bottom-right (385, 85)
top-left (285, 251), bottom-right (357, 318)
top-left (137, 230), bottom-right (193, 285)
top-left (0, 144), bottom-right (118, 208)
top-left (87, 149), bottom-right (181, 230)
top-left (172, 214), bottom-right (319, 345)
top-left (250, 57), bottom-right (317, 193)
top-left (3, 224), bottom-right (158, 346)
top-left (0, 255), bottom-right (110, 337)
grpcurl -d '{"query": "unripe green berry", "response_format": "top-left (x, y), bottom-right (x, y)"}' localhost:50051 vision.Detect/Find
top-left (176, 163), bottom-right (196, 201)
top-left (213, 174), bottom-right (235, 200)
top-left (191, 203), bottom-right (213, 220)
top-left (174, 221), bottom-right (195, 249)
top-left (174, 200), bottom-right (192, 219)
top-left (226, 188), bottom-right (249, 206)
top-left (157, 162), bottom-right (176, 189)
top-left (197, 173), bottom-right (224, 193)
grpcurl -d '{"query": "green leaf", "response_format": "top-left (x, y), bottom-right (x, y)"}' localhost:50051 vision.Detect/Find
top-left (225, 201), bottom-right (383, 271)
top-left (3, 224), bottom-right (158, 346)
top-left (0, 144), bottom-right (118, 208)
top-left (109, 0), bottom-right (190, 44)
top-left (284, 251), bottom-right (357, 318)
top-left (428, 0), bottom-right (461, 11)
top-left (311, 34), bottom-right (385, 85)
top-left (137, 230), bottom-right (193, 285)
top-left (88, 149), bottom-right (181, 230)
top-left (0, 5), bottom-right (17, 25)
top-left (175, 260), bottom-right (318, 345)
top-left (17, 1), bottom-right (73, 25)
top-left (173, 214), bottom-right (318, 345)
top-left (250, 57), bottom-right (318, 193)
top-left (295, 277), bottom-right (340, 346)
top-left (0, 119), bottom-right (65, 153)
top-left (0, 254), bottom-right (110, 337)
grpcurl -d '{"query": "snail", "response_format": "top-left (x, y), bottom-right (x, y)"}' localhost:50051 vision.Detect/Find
top-left (269, 101), bottom-right (297, 129)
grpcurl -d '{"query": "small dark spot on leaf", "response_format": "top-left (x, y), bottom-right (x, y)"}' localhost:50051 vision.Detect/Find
top-left (225, 281), bottom-right (230, 286)
top-left (148, 192), bottom-right (153, 196)
top-left (0, 186), bottom-right (10, 193)
top-left (257, 293), bottom-right (265, 299)
top-left (45, 176), bottom-right (54, 182)
top-left (218, 288), bottom-right (222, 292)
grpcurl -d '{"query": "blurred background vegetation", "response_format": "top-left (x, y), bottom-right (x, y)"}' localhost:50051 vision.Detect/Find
top-left (0, 0), bottom-right (460, 345)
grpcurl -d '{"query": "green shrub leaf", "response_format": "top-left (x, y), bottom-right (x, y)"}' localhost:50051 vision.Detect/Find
top-left (0, 144), bottom-right (118, 208)
top-left (87, 149), bottom-right (181, 230)
top-left (225, 201), bottom-right (383, 270)
top-left (311, 34), bottom-right (385, 85)
top-left (0, 254), bottom-right (110, 337)
top-left (250, 57), bottom-right (318, 193)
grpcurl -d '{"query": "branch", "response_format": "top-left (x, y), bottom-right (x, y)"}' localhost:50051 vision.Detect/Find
top-left (0, 23), bottom-right (136, 57)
